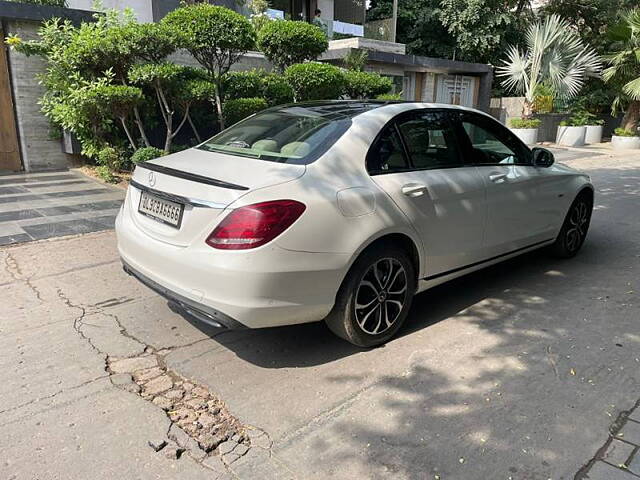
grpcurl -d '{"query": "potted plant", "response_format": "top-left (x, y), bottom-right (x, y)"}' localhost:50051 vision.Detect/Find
top-left (584, 116), bottom-right (605, 144)
top-left (611, 128), bottom-right (640, 149)
top-left (509, 117), bottom-right (541, 145)
top-left (556, 113), bottom-right (587, 147)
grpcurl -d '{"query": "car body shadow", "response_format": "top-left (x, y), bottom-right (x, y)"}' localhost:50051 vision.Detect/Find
top-left (180, 247), bottom-right (561, 369)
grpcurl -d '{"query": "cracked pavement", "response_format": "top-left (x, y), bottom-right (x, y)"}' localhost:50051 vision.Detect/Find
top-left (1, 148), bottom-right (639, 479)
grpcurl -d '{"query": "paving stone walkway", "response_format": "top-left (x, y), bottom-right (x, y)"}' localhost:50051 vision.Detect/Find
top-left (579, 402), bottom-right (640, 479)
top-left (0, 170), bottom-right (124, 246)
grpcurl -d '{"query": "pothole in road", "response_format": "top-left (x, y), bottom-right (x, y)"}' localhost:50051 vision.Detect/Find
top-left (106, 349), bottom-right (262, 466)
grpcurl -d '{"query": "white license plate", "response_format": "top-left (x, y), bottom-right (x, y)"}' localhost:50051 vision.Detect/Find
top-left (138, 191), bottom-right (184, 228)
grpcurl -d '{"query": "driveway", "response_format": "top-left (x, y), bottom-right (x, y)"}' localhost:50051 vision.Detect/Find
top-left (1, 149), bottom-right (639, 480)
top-left (0, 170), bottom-right (124, 246)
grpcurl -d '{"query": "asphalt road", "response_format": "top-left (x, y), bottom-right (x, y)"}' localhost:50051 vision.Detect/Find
top-left (1, 149), bottom-right (638, 480)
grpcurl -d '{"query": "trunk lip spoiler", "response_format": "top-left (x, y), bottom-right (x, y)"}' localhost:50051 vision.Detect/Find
top-left (130, 179), bottom-right (228, 209)
top-left (137, 161), bottom-right (249, 191)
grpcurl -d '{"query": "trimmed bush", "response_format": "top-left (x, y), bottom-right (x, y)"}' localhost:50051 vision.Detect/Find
top-left (223, 70), bottom-right (263, 100)
top-left (96, 146), bottom-right (125, 172)
top-left (343, 70), bottom-right (393, 100)
top-left (261, 73), bottom-right (294, 106)
top-left (257, 20), bottom-right (328, 71)
top-left (614, 127), bottom-right (638, 137)
top-left (131, 147), bottom-right (165, 164)
top-left (223, 97), bottom-right (268, 125)
top-left (162, 4), bottom-right (256, 129)
top-left (284, 62), bottom-right (345, 102)
top-left (509, 118), bottom-right (541, 129)
top-left (376, 92), bottom-right (403, 101)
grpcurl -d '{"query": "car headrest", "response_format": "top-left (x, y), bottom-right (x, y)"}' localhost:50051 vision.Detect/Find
top-left (251, 139), bottom-right (279, 152)
top-left (280, 142), bottom-right (311, 158)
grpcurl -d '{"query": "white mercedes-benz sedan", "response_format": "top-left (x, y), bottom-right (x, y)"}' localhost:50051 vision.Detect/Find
top-left (116, 101), bottom-right (593, 346)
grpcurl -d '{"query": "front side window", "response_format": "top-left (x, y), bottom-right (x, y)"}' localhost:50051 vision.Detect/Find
top-left (198, 105), bottom-right (358, 165)
top-left (459, 114), bottom-right (531, 166)
top-left (396, 111), bottom-right (462, 170)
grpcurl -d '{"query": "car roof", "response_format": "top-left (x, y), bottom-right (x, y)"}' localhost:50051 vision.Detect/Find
top-left (273, 100), bottom-right (491, 120)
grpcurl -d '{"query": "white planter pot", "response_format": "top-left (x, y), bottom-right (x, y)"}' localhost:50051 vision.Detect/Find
top-left (584, 125), bottom-right (603, 144)
top-left (556, 126), bottom-right (586, 147)
top-left (611, 135), bottom-right (640, 150)
top-left (510, 128), bottom-right (538, 145)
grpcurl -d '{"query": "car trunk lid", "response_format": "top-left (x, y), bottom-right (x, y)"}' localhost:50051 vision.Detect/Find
top-left (128, 148), bottom-right (305, 246)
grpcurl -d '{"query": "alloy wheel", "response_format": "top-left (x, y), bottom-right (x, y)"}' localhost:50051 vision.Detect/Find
top-left (354, 258), bottom-right (408, 335)
top-left (565, 201), bottom-right (589, 252)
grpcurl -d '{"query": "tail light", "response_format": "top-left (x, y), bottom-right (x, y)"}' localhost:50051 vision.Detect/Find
top-left (206, 200), bottom-right (306, 250)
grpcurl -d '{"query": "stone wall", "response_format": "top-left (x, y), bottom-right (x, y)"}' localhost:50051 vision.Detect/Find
top-left (6, 20), bottom-right (73, 172)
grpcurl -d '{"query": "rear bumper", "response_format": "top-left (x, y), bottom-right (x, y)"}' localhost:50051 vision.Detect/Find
top-left (122, 261), bottom-right (245, 330)
top-left (116, 208), bottom-right (351, 329)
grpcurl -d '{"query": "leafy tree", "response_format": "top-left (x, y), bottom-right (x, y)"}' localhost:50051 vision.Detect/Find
top-left (162, 4), bottom-right (256, 129)
top-left (129, 63), bottom-right (195, 153)
top-left (603, 9), bottom-right (640, 131)
top-left (84, 84), bottom-right (143, 151)
top-left (366, 0), bottom-right (531, 64)
top-left (543, 0), bottom-right (638, 53)
top-left (284, 62), bottom-right (345, 102)
top-left (342, 50), bottom-right (368, 72)
top-left (257, 20), bottom-right (328, 72)
top-left (223, 97), bottom-right (268, 125)
top-left (343, 71), bottom-right (392, 100)
top-left (497, 15), bottom-right (602, 118)
top-left (438, 0), bottom-right (525, 62)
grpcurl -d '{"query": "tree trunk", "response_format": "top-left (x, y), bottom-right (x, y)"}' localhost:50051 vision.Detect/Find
top-left (214, 80), bottom-right (225, 131)
top-left (164, 113), bottom-right (175, 153)
top-left (621, 100), bottom-right (640, 132)
top-left (119, 117), bottom-right (137, 151)
top-left (521, 99), bottom-right (534, 119)
top-left (133, 106), bottom-right (151, 147)
top-left (187, 112), bottom-right (201, 143)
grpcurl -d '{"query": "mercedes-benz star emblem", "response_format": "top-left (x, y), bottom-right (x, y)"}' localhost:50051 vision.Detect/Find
top-left (148, 171), bottom-right (156, 187)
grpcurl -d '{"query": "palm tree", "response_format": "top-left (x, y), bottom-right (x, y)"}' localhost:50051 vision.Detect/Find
top-left (497, 14), bottom-right (602, 118)
top-left (603, 9), bottom-right (640, 132)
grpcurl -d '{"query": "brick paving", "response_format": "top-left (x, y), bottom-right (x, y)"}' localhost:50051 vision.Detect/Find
top-left (578, 403), bottom-right (640, 479)
top-left (0, 170), bottom-right (124, 245)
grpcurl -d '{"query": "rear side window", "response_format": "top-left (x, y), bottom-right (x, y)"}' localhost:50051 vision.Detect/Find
top-left (396, 111), bottom-right (462, 169)
top-left (366, 125), bottom-right (410, 174)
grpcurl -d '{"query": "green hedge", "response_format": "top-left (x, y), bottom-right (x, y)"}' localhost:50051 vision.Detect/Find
top-left (343, 70), bottom-right (393, 100)
top-left (223, 97), bottom-right (268, 125)
top-left (261, 73), bottom-right (294, 105)
top-left (284, 62), bottom-right (345, 102)
top-left (223, 70), bottom-right (263, 100)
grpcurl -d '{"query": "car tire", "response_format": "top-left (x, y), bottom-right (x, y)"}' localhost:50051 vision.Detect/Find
top-left (550, 192), bottom-right (593, 258)
top-left (325, 244), bottom-right (416, 347)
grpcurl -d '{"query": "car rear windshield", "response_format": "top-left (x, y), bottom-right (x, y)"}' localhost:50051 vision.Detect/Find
top-left (198, 103), bottom-right (380, 165)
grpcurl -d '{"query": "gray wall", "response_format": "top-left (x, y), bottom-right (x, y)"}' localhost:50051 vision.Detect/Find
top-left (6, 20), bottom-right (73, 171)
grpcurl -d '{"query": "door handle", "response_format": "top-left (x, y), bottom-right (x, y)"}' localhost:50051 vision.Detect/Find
top-left (401, 183), bottom-right (428, 197)
top-left (488, 173), bottom-right (508, 183)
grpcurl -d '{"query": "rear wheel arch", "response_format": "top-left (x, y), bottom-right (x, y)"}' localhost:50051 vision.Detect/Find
top-left (350, 232), bottom-right (421, 284)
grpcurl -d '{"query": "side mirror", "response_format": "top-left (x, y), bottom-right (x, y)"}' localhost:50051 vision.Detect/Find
top-left (532, 147), bottom-right (555, 167)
